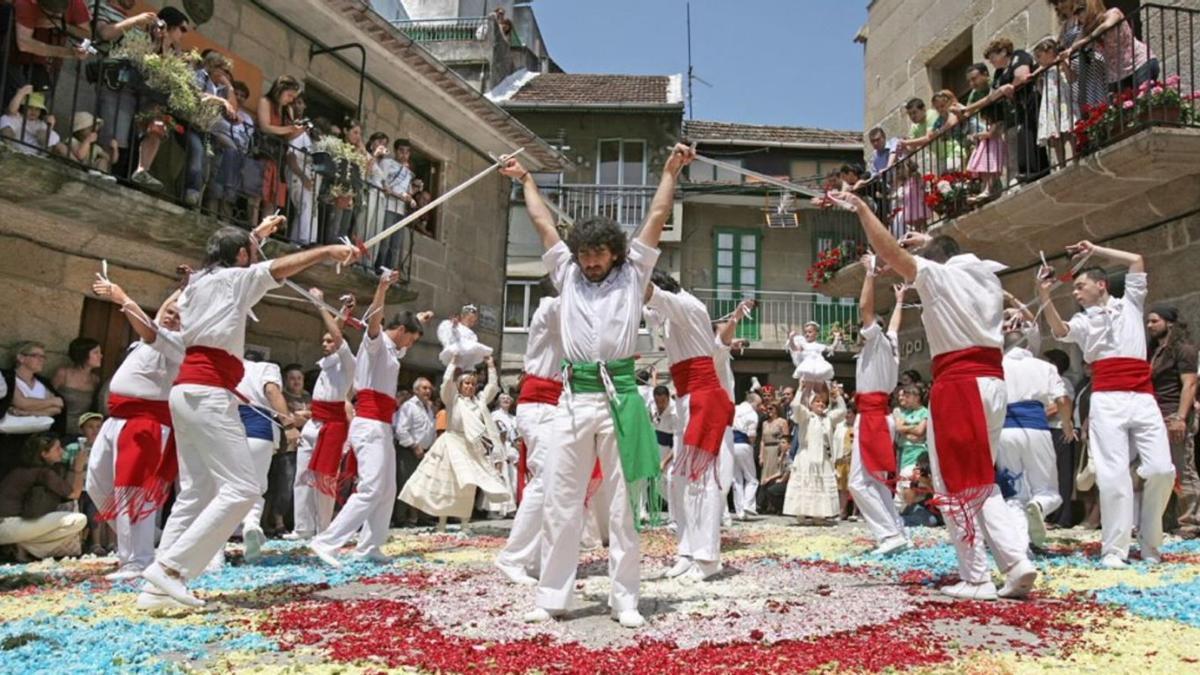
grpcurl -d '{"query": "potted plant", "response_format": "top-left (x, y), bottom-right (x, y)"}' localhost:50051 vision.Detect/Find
top-left (923, 171), bottom-right (975, 219)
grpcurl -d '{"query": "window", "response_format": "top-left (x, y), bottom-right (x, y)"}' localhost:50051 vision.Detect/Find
top-left (597, 139), bottom-right (647, 185)
top-left (503, 280), bottom-right (548, 330)
top-left (691, 157), bottom-right (743, 183)
top-left (927, 29), bottom-right (974, 102)
top-left (713, 229), bottom-right (761, 340)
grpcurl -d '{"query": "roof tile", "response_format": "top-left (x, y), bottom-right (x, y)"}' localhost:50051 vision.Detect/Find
top-left (507, 73), bottom-right (680, 106)
top-left (684, 120), bottom-right (862, 146)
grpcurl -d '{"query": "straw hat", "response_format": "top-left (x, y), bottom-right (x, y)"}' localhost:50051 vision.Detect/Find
top-left (72, 111), bottom-right (102, 134)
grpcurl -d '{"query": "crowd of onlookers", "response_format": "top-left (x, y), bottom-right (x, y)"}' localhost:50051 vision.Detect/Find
top-left (1, 1), bottom-right (434, 272)
top-left (0, 333), bottom-right (524, 561)
top-left (836, 0), bottom-right (1171, 235)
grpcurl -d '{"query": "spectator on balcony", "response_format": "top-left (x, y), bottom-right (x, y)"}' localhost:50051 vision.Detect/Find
top-left (898, 98), bottom-right (935, 150)
top-left (1050, 0), bottom-right (1108, 113)
top-left (867, 127), bottom-right (899, 175)
top-left (259, 75), bottom-right (304, 231)
top-left (965, 94), bottom-right (1006, 204)
top-left (7, 0), bottom-right (94, 103)
top-left (367, 134), bottom-right (417, 271)
top-left (51, 337), bottom-right (102, 437)
top-left (207, 80), bottom-right (256, 222)
top-left (986, 37), bottom-right (1049, 183)
top-left (286, 99), bottom-right (319, 246)
top-left (930, 90), bottom-right (966, 172)
top-left (325, 120), bottom-right (369, 247)
top-left (0, 85), bottom-right (67, 157)
top-left (69, 111), bottom-right (118, 174)
top-left (893, 158), bottom-right (929, 233)
top-left (1033, 36), bottom-right (1077, 168)
top-left (1073, 1), bottom-right (1159, 93)
top-left (91, 2), bottom-right (158, 177)
top-left (182, 51), bottom-right (236, 207)
top-left (127, 7), bottom-right (192, 191)
top-left (410, 177), bottom-right (433, 236)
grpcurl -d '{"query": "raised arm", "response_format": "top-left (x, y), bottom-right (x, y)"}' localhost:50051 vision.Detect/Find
top-left (311, 287), bottom-right (345, 350)
top-left (439, 362), bottom-right (458, 407)
top-left (717, 299), bottom-right (754, 347)
top-left (638, 143), bottom-right (696, 249)
top-left (858, 255), bottom-right (877, 326)
top-left (91, 278), bottom-right (159, 344)
top-left (499, 158), bottom-right (561, 250)
top-left (833, 191), bottom-right (918, 282)
top-left (888, 284), bottom-right (906, 335)
top-left (1070, 240), bottom-right (1143, 275)
top-left (480, 356), bottom-right (500, 404)
top-left (1035, 269), bottom-right (1070, 339)
top-left (364, 270), bottom-right (400, 339)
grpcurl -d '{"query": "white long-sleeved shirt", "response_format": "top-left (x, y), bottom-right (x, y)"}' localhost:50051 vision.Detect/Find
top-left (393, 395), bottom-right (436, 450)
top-left (312, 342), bottom-right (355, 402)
top-left (523, 297), bottom-right (563, 380)
top-left (644, 287), bottom-right (716, 365)
top-left (108, 331), bottom-right (185, 401)
top-left (732, 401), bottom-right (759, 441)
top-left (855, 322), bottom-right (898, 394)
top-left (913, 254), bottom-right (1005, 357)
top-left (237, 360), bottom-right (283, 410)
top-left (355, 330), bottom-right (406, 396)
top-left (1002, 347), bottom-right (1067, 406)
top-left (177, 261), bottom-right (280, 356)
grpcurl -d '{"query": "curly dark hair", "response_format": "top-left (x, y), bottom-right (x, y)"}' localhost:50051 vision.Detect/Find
top-left (650, 268), bottom-right (681, 294)
top-left (566, 216), bottom-right (627, 268)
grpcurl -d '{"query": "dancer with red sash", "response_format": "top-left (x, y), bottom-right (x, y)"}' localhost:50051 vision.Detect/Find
top-left (835, 191), bottom-right (1036, 601)
top-left (142, 217), bottom-right (361, 609)
top-left (495, 280), bottom-right (563, 586)
top-left (847, 261), bottom-right (909, 557)
top-left (287, 291), bottom-right (356, 541)
top-left (310, 270), bottom-right (430, 568)
top-left (86, 279), bottom-right (183, 587)
top-left (1039, 242), bottom-right (1174, 568)
top-left (645, 270), bottom-right (735, 583)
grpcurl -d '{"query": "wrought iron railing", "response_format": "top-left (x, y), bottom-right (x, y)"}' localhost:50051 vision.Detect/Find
top-left (391, 17), bottom-right (490, 42)
top-left (691, 288), bottom-right (861, 349)
top-left (858, 3), bottom-right (1198, 237)
top-left (512, 181), bottom-right (661, 230)
top-left (0, 3), bottom-right (420, 282)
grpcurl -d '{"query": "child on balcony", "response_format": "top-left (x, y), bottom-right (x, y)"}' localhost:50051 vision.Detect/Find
top-left (1033, 36), bottom-right (1077, 168)
top-left (892, 159), bottom-right (929, 233)
top-left (787, 321), bottom-right (834, 398)
top-left (0, 86), bottom-right (67, 158)
top-left (966, 103), bottom-right (1006, 204)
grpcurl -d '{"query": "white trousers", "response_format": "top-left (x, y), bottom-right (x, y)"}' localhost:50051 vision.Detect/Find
top-left (997, 425), bottom-right (1061, 546)
top-left (537, 392), bottom-right (639, 613)
top-left (848, 416), bottom-right (905, 544)
top-left (288, 174), bottom-right (317, 244)
top-left (498, 402), bottom-right (557, 574)
top-left (1089, 391), bottom-right (1175, 560)
top-left (292, 419), bottom-right (335, 537)
top-left (0, 512), bottom-right (88, 559)
top-left (242, 436), bottom-right (277, 533)
top-left (85, 416), bottom-right (159, 569)
top-left (927, 377), bottom-right (1028, 585)
top-left (158, 385), bottom-right (261, 579)
top-left (670, 393), bottom-right (728, 563)
top-left (313, 417), bottom-right (395, 556)
top-left (730, 441), bottom-right (759, 517)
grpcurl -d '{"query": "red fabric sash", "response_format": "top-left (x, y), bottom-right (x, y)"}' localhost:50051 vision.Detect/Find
top-left (98, 394), bottom-right (177, 524)
top-left (1093, 357), bottom-right (1155, 395)
top-left (303, 400), bottom-right (350, 498)
top-left (518, 374), bottom-right (563, 405)
top-left (855, 391), bottom-right (895, 485)
top-left (928, 347), bottom-right (1004, 545)
top-left (173, 346), bottom-right (244, 390)
top-left (356, 389), bottom-right (397, 423)
top-left (670, 356), bottom-right (734, 482)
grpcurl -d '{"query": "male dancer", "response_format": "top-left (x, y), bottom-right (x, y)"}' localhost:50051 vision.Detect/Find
top-left (834, 191), bottom-right (1036, 600)
top-left (502, 143), bottom-right (694, 628)
top-left (142, 217), bottom-right (360, 607)
top-left (495, 279), bottom-right (562, 585)
top-left (87, 279), bottom-right (183, 589)
top-left (237, 352), bottom-right (293, 561)
top-left (649, 384), bottom-right (680, 529)
top-left (287, 291), bottom-right (355, 541)
top-left (310, 271), bottom-right (430, 567)
top-left (1039, 242), bottom-right (1174, 567)
top-left (997, 313), bottom-right (1070, 549)
top-left (729, 390), bottom-right (761, 520)
top-left (847, 261), bottom-right (908, 556)
top-left (645, 270), bottom-right (736, 582)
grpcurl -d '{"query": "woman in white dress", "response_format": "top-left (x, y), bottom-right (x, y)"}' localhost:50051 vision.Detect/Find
top-left (787, 322), bottom-right (834, 397)
top-left (783, 386), bottom-right (846, 523)
top-left (436, 305), bottom-right (494, 371)
top-left (399, 357), bottom-right (510, 531)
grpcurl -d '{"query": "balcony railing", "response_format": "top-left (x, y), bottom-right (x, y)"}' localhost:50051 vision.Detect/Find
top-left (391, 17), bottom-right (490, 42)
top-left (0, 13), bottom-right (421, 283)
top-left (514, 182), bottom-right (660, 231)
top-left (691, 288), bottom-right (861, 350)
top-left (851, 3), bottom-right (1198, 252)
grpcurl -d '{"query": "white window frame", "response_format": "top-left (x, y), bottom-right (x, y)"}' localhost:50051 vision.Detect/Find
top-left (595, 138), bottom-right (647, 186)
top-left (503, 279), bottom-right (540, 333)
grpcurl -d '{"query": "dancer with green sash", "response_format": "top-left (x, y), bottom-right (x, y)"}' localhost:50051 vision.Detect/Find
top-left (500, 143), bottom-right (695, 629)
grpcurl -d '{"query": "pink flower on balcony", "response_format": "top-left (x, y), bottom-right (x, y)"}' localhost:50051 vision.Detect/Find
top-left (1151, 86), bottom-right (1165, 96)
top-left (1123, 99), bottom-right (1135, 110)
top-left (1166, 74), bottom-right (1181, 88)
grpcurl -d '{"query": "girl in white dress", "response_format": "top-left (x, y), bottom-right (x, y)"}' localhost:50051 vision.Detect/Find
top-left (487, 393), bottom-right (519, 517)
top-left (787, 321), bottom-right (834, 397)
top-left (399, 357), bottom-right (510, 531)
top-left (436, 305), bottom-right (494, 371)
top-left (783, 386), bottom-right (847, 523)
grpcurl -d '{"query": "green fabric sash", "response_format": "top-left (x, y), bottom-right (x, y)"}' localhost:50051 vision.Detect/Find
top-left (566, 358), bottom-right (661, 530)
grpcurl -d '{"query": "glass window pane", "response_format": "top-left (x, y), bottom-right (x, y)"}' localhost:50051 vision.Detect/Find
top-left (717, 268), bottom-right (732, 284)
top-left (740, 251), bottom-right (756, 268)
top-left (717, 233), bottom-right (733, 249)
top-left (504, 284), bottom-right (526, 328)
top-left (622, 141), bottom-right (645, 185)
top-left (741, 235), bottom-right (756, 250)
top-left (598, 140), bottom-right (619, 184)
top-left (740, 269), bottom-right (756, 286)
top-left (717, 251), bottom-right (733, 266)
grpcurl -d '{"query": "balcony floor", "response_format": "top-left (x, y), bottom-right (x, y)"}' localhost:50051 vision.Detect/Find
top-left (818, 126), bottom-right (1200, 297)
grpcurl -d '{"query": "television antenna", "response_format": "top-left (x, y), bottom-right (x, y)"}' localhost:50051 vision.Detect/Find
top-left (686, 2), bottom-right (711, 120)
